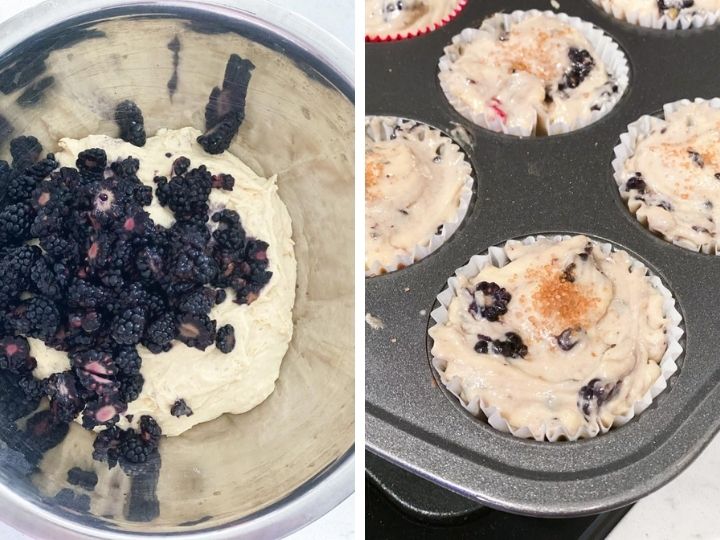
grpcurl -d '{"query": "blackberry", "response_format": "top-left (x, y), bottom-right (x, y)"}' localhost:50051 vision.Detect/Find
top-left (26, 154), bottom-right (58, 181)
top-left (0, 202), bottom-right (34, 244)
top-left (177, 313), bottom-right (216, 351)
top-left (9, 136), bottom-right (42, 170)
top-left (0, 245), bottom-right (39, 306)
top-left (75, 148), bottom-right (107, 177)
top-left (115, 346), bottom-right (141, 376)
top-left (18, 375), bottom-right (45, 401)
top-left (211, 173), bottom-right (235, 191)
top-left (577, 378), bottom-right (621, 418)
top-left (143, 313), bottom-right (177, 353)
top-left (4, 171), bottom-right (39, 203)
top-left (76, 368), bottom-right (119, 396)
top-left (626, 173), bottom-right (646, 193)
top-left (24, 410), bottom-right (70, 454)
top-left (10, 296), bottom-right (60, 340)
top-left (139, 415), bottom-right (161, 445)
top-left (93, 426), bottom-right (122, 468)
top-left (133, 185), bottom-right (153, 207)
top-left (469, 281), bottom-right (512, 322)
top-left (558, 48), bottom-right (595, 92)
top-left (491, 332), bottom-right (528, 359)
top-left (0, 370), bottom-right (41, 422)
top-left (215, 289), bottom-right (227, 304)
top-left (71, 349), bottom-right (117, 377)
top-left (172, 156), bottom-right (191, 176)
top-left (111, 307), bottom-right (146, 345)
top-left (40, 234), bottom-right (79, 262)
top-left (657, 0), bottom-right (694, 11)
top-left (136, 247), bottom-right (164, 282)
top-left (119, 433), bottom-right (153, 464)
top-left (199, 54), bottom-right (254, 155)
top-left (557, 328), bottom-right (583, 351)
top-left (215, 324), bottom-right (235, 353)
top-left (114, 100), bottom-right (146, 147)
top-left (30, 256), bottom-right (68, 300)
top-left (155, 166), bottom-right (212, 221)
top-left (120, 373), bottom-right (144, 403)
top-left (67, 280), bottom-right (111, 308)
top-left (46, 372), bottom-right (85, 423)
top-left (178, 287), bottom-right (216, 315)
top-left (0, 336), bottom-right (33, 373)
top-left (170, 399), bottom-right (193, 417)
top-left (67, 467), bottom-right (98, 491)
top-left (110, 157), bottom-right (140, 179)
top-left (82, 394), bottom-right (127, 429)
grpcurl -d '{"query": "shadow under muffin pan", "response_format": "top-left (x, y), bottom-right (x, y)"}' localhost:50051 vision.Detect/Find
top-left (366, 0), bottom-right (720, 517)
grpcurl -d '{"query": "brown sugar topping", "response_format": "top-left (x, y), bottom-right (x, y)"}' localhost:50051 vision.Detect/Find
top-left (528, 264), bottom-right (599, 332)
top-left (365, 154), bottom-right (383, 200)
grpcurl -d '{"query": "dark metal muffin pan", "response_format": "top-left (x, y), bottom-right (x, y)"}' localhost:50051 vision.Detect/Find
top-left (365, 0), bottom-right (720, 517)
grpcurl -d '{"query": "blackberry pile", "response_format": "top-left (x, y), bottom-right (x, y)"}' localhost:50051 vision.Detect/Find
top-left (0, 135), bottom-right (271, 467)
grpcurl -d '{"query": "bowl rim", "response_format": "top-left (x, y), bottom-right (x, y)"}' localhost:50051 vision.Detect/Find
top-left (0, 0), bottom-right (355, 538)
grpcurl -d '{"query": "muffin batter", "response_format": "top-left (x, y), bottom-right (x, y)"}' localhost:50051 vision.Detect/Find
top-left (439, 14), bottom-right (622, 135)
top-left (597, 0), bottom-right (720, 20)
top-left (365, 117), bottom-right (470, 271)
top-left (32, 127), bottom-right (297, 437)
top-left (619, 101), bottom-right (720, 254)
top-left (365, 0), bottom-right (462, 38)
top-left (429, 235), bottom-right (668, 439)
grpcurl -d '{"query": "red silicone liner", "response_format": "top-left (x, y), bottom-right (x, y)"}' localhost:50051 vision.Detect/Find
top-left (366, 0), bottom-right (468, 42)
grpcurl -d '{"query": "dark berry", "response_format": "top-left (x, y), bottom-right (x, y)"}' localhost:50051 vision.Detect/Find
top-left (93, 426), bottom-right (122, 468)
top-left (76, 148), bottom-right (107, 177)
top-left (0, 336), bottom-right (34, 373)
top-left (143, 313), bottom-right (177, 353)
top-left (82, 394), bottom-right (127, 429)
top-left (626, 173), bottom-right (646, 193)
top-left (489, 332), bottom-right (528, 359)
top-left (469, 281), bottom-right (512, 322)
top-left (172, 156), bottom-right (191, 176)
top-left (578, 378), bottom-right (621, 417)
top-left (10, 136), bottom-right (42, 169)
top-left (178, 287), bottom-right (216, 315)
top-left (46, 372), bottom-right (85, 423)
top-left (170, 399), bottom-right (193, 417)
top-left (215, 324), bottom-right (235, 353)
top-left (557, 327), bottom-right (583, 351)
top-left (0, 202), bottom-right (34, 244)
top-left (114, 100), bottom-right (146, 147)
top-left (120, 373), bottom-right (144, 403)
top-left (177, 313), bottom-right (216, 350)
top-left (558, 48), bottom-right (594, 91)
top-left (115, 346), bottom-right (141, 376)
top-left (10, 296), bottom-right (60, 340)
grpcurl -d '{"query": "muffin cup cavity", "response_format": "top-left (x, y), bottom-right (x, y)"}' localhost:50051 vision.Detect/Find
top-left (437, 10), bottom-right (630, 137)
top-left (612, 97), bottom-right (720, 254)
top-left (592, 0), bottom-right (720, 29)
top-left (366, 0), bottom-right (468, 42)
top-left (428, 234), bottom-right (683, 442)
top-left (365, 116), bottom-right (473, 277)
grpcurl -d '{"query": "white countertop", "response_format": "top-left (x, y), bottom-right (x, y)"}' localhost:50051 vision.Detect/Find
top-left (0, 0), bottom-right (354, 539)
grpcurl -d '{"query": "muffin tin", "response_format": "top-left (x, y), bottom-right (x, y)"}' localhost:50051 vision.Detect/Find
top-left (365, 0), bottom-right (720, 517)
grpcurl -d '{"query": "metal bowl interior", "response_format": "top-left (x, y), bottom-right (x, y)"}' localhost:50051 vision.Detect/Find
top-left (0, 1), bottom-right (354, 536)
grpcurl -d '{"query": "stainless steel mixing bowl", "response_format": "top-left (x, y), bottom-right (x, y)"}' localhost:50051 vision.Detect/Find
top-left (0, 1), bottom-right (354, 537)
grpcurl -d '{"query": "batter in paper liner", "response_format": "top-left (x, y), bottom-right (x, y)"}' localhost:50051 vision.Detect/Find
top-left (429, 235), bottom-right (667, 438)
top-left (365, 0), bottom-right (461, 38)
top-left (365, 118), bottom-right (469, 270)
top-left (600, 0), bottom-right (720, 20)
top-left (439, 14), bottom-right (621, 135)
top-left (31, 127), bottom-right (297, 437)
top-left (619, 102), bottom-right (720, 254)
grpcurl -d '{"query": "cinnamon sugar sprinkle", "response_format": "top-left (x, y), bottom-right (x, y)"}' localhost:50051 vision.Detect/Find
top-left (528, 263), bottom-right (599, 331)
top-left (365, 154), bottom-right (383, 200)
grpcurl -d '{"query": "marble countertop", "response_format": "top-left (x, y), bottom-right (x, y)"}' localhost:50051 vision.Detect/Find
top-left (0, 0), bottom-right (354, 539)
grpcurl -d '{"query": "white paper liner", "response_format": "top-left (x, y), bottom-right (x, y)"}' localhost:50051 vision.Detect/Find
top-left (365, 116), bottom-right (474, 276)
top-left (592, 0), bottom-right (720, 29)
top-left (437, 10), bottom-right (630, 137)
top-left (429, 235), bottom-right (684, 442)
top-left (612, 97), bottom-right (720, 254)
top-left (365, 0), bottom-right (468, 42)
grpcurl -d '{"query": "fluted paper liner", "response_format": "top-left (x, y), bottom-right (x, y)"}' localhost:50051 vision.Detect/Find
top-left (365, 116), bottom-right (473, 276)
top-left (592, 0), bottom-right (720, 29)
top-left (366, 0), bottom-right (468, 42)
top-left (438, 10), bottom-right (630, 137)
top-left (429, 235), bottom-right (683, 442)
top-left (612, 97), bottom-right (720, 254)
